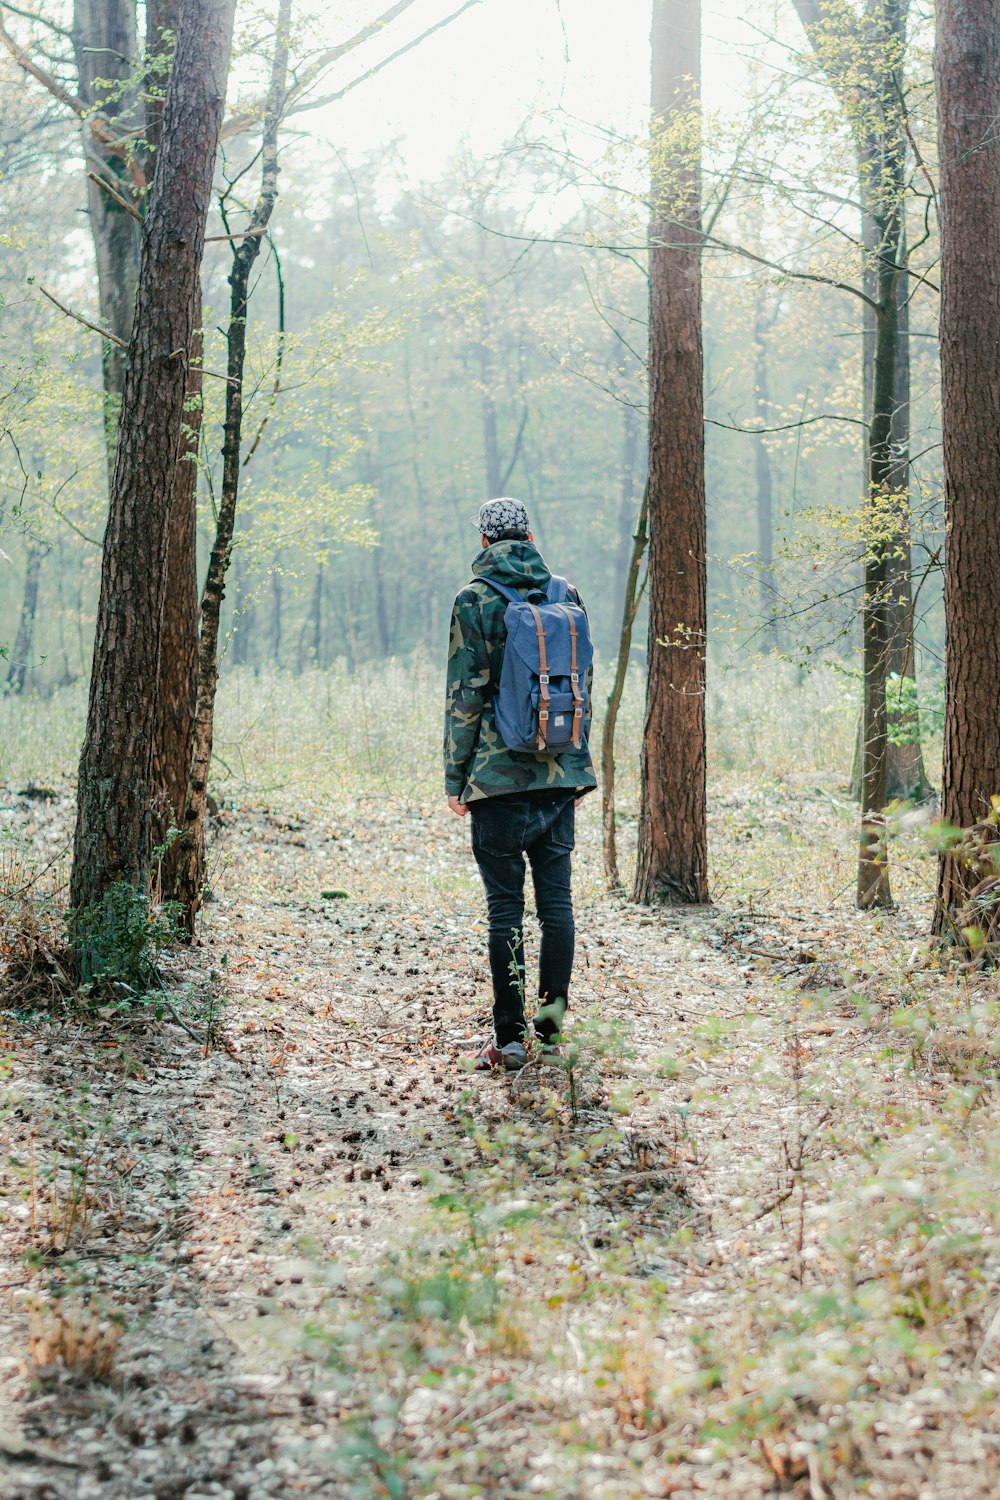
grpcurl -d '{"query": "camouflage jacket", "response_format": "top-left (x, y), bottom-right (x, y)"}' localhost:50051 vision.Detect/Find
top-left (444, 540), bottom-right (598, 803)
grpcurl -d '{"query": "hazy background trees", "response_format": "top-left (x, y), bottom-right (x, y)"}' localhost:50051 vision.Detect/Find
top-left (0, 0), bottom-right (949, 905)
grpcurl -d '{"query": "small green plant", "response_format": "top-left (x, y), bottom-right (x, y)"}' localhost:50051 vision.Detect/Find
top-left (69, 880), bottom-right (180, 997)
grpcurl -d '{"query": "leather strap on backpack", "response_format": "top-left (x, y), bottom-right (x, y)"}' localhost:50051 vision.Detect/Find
top-left (528, 603), bottom-right (551, 750)
top-left (563, 608), bottom-right (584, 749)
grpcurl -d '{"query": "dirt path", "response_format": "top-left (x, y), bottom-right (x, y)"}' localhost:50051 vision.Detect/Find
top-left (2, 790), bottom-right (999, 1499)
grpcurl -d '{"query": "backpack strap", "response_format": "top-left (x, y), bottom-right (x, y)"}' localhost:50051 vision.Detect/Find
top-left (527, 604), bottom-right (551, 750)
top-left (560, 606), bottom-right (584, 749)
top-left (546, 575), bottom-right (569, 603)
top-left (476, 577), bottom-right (521, 605)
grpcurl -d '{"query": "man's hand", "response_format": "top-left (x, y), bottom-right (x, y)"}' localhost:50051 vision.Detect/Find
top-left (447, 795), bottom-right (468, 817)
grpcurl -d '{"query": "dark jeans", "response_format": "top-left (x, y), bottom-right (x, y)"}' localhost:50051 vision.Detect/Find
top-left (469, 790), bottom-right (576, 1046)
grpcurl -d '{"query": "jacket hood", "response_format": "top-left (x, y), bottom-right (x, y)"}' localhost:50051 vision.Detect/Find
top-left (471, 539), bottom-right (552, 596)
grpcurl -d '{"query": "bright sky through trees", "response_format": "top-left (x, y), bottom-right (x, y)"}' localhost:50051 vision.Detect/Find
top-left (298, 0), bottom-right (788, 179)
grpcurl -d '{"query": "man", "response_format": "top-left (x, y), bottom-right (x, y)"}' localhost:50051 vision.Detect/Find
top-left (444, 498), bottom-right (597, 1072)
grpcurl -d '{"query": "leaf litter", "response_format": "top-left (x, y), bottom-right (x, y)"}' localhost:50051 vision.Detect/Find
top-left (1, 777), bottom-right (1000, 1497)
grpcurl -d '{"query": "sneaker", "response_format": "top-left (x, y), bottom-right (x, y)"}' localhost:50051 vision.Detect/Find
top-left (472, 1040), bottom-right (528, 1072)
top-left (537, 1041), bottom-right (562, 1064)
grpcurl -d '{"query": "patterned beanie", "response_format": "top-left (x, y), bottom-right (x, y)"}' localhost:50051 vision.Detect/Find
top-left (474, 498), bottom-right (530, 543)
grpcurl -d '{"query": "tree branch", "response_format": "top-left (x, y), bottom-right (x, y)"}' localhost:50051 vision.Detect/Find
top-left (39, 283), bottom-right (126, 346)
top-left (0, 12), bottom-right (147, 189)
top-left (283, 0), bottom-right (482, 119)
top-left (0, 2), bottom-right (72, 39)
top-left (39, 284), bottom-right (237, 385)
top-left (221, 0), bottom-right (425, 139)
top-left (0, 14), bottom-right (87, 113)
top-left (706, 411), bottom-right (868, 433)
top-left (87, 169), bottom-right (144, 223)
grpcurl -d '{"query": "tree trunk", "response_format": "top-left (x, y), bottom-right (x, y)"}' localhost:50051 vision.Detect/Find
top-left (72, 0), bottom-right (141, 462)
top-left (70, 0), bottom-right (235, 928)
top-left (884, 254), bottom-right (931, 800)
top-left (794, 0), bottom-right (926, 803)
top-left (477, 340), bottom-right (502, 497)
top-left (271, 565), bottom-right (283, 667)
top-left (228, 535), bottom-right (251, 665)
top-left (753, 295), bottom-right (779, 650)
top-left (176, 0), bottom-right (289, 934)
top-left (615, 397), bottom-right (643, 623)
top-left (313, 561), bottom-right (324, 666)
top-left (150, 330), bottom-right (203, 895)
top-left (363, 445), bottom-right (391, 657)
top-left (857, 0), bottom-right (907, 910)
top-left (633, 0), bottom-right (708, 907)
top-left (144, 0), bottom-right (200, 900)
top-left (6, 542), bottom-right (44, 694)
top-left (932, 0), bottom-right (1000, 929)
top-left (603, 483), bottom-right (648, 890)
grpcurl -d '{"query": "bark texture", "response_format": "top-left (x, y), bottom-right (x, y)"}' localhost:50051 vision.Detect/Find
top-left (150, 330), bottom-right (203, 894)
top-left (146, 1), bottom-right (202, 898)
top-left (933, 0), bottom-right (1000, 925)
top-left (176, 0), bottom-right (289, 933)
top-left (633, 0), bottom-right (708, 906)
top-left (70, 0), bottom-right (235, 920)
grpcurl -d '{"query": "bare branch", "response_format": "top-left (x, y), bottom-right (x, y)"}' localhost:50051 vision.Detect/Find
top-left (38, 283), bottom-right (126, 347)
top-left (39, 284), bottom-right (238, 385)
top-left (706, 412), bottom-right (868, 433)
top-left (204, 225), bottom-right (269, 243)
top-left (87, 169), bottom-right (144, 223)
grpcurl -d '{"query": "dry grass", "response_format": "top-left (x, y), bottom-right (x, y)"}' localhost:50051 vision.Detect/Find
top-left (26, 1293), bottom-right (125, 1384)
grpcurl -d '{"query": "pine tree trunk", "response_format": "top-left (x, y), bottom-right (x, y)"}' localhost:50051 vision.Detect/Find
top-left (70, 0), bottom-right (235, 926)
top-left (933, 0), bottom-right (1000, 929)
top-left (150, 330), bottom-right (202, 895)
top-left (6, 543), bottom-right (44, 694)
top-left (144, 0), bottom-right (200, 901)
top-left (633, 0), bottom-right (708, 907)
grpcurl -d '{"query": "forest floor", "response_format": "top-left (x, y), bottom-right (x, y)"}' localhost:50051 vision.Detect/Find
top-left (3, 774), bottom-right (1000, 1500)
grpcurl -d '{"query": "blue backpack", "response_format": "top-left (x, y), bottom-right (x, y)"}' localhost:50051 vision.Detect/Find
top-left (481, 575), bottom-right (594, 755)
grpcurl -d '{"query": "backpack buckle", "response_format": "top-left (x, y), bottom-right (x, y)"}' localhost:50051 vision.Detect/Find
top-left (571, 671), bottom-right (579, 683)
top-left (539, 673), bottom-right (549, 685)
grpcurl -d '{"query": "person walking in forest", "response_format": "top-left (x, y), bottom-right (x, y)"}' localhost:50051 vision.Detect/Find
top-left (445, 498), bottom-right (597, 1071)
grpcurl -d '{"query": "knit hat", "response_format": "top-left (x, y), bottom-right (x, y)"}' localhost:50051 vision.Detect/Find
top-left (474, 498), bottom-right (530, 543)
